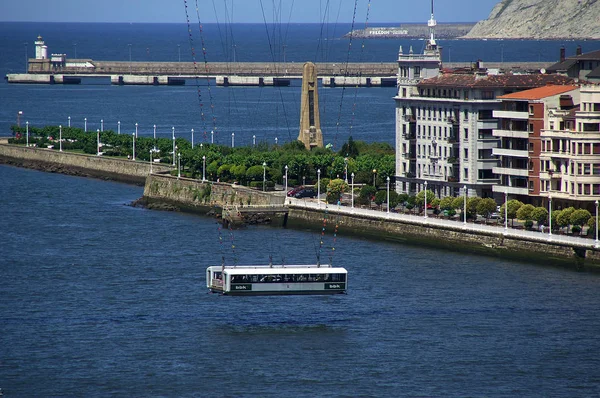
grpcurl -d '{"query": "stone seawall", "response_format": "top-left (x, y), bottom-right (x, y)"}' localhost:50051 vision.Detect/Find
top-left (287, 208), bottom-right (600, 269)
top-left (0, 144), bottom-right (172, 185)
top-left (143, 173), bottom-right (285, 211)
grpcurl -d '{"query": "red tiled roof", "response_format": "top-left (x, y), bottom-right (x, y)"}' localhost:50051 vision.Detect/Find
top-left (498, 85), bottom-right (579, 100)
top-left (418, 73), bottom-right (576, 89)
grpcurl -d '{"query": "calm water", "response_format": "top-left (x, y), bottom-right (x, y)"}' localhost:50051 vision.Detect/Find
top-left (2, 165), bottom-right (600, 397)
top-left (2, 22), bottom-right (600, 397)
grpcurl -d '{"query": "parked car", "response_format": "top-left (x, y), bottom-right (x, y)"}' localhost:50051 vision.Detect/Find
top-left (294, 188), bottom-right (317, 199)
top-left (287, 186), bottom-right (304, 197)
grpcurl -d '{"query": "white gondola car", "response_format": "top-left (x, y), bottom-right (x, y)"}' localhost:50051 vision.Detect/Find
top-left (206, 265), bottom-right (347, 295)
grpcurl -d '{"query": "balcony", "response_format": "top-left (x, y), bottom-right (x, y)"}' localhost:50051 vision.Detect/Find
top-left (493, 110), bottom-right (528, 120)
top-left (447, 176), bottom-right (459, 183)
top-left (493, 167), bottom-right (529, 177)
top-left (492, 185), bottom-right (529, 195)
top-left (493, 129), bottom-right (529, 139)
top-left (403, 114), bottom-right (416, 123)
top-left (541, 150), bottom-right (571, 159)
top-left (492, 148), bottom-right (529, 158)
top-left (477, 119), bottom-right (498, 130)
top-left (447, 157), bottom-right (459, 164)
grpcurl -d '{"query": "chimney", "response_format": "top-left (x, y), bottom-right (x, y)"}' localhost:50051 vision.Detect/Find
top-left (560, 46), bottom-right (566, 62)
top-left (576, 45), bottom-right (582, 56)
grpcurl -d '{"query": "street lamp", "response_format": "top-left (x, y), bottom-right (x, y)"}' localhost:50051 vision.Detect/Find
top-left (135, 122), bottom-right (138, 138)
top-left (549, 196), bottom-right (553, 238)
top-left (59, 125), bottom-right (62, 152)
top-left (344, 157), bottom-right (348, 183)
top-left (351, 172), bottom-right (355, 209)
top-left (424, 180), bottom-right (428, 218)
top-left (504, 190), bottom-right (508, 231)
top-left (152, 124), bottom-right (156, 151)
top-left (118, 121), bottom-right (121, 134)
top-left (84, 117), bottom-right (87, 132)
top-left (263, 161), bottom-right (267, 192)
top-left (317, 169), bottom-right (321, 205)
top-left (275, 137), bottom-right (278, 145)
top-left (150, 149), bottom-right (153, 174)
top-left (211, 130), bottom-right (214, 144)
top-left (463, 185), bottom-right (467, 225)
top-left (68, 116), bottom-right (71, 127)
top-left (232, 132), bottom-right (235, 148)
top-left (101, 119), bottom-right (104, 132)
top-left (373, 169), bottom-right (377, 187)
top-left (172, 127), bottom-right (176, 166)
top-left (387, 176), bottom-right (391, 213)
top-left (132, 133), bottom-right (135, 160)
top-left (191, 128), bottom-right (194, 148)
top-left (25, 121), bottom-right (29, 147)
top-left (253, 135), bottom-right (256, 146)
top-left (284, 165), bottom-right (288, 195)
top-left (97, 129), bottom-right (100, 156)
top-left (202, 155), bottom-right (206, 182)
top-left (17, 111), bottom-right (23, 128)
top-left (594, 201), bottom-right (598, 247)
top-left (177, 152), bottom-right (181, 179)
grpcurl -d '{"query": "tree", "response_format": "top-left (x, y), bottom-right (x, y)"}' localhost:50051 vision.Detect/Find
top-left (245, 165), bottom-right (265, 182)
top-left (477, 198), bottom-right (497, 222)
top-left (339, 136), bottom-right (359, 158)
top-left (374, 190), bottom-right (387, 206)
top-left (516, 204), bottom-right (535, 221)
top-left (500, 199), bottom-right (524, 227)
top-left (389, 191), bottom-right (401, 209)
top-left (326, 178), bottom-right (348, 204)
top-left (440, 196), bottom-right (455, 211)
top-left (415, 189), bottom-right (435, 208)
top-left (531, 207), bottom-right (549, 228)
top-left (359, 185), bottom-right (376, 201)
top-left (451, 196), bottom-right (464, 212)
top-left (466, 197), bottom-right (482, 220)
top-left (556, 207), bottom-right (575, 233)
top-left (587, 216), bottom-right (598, 237)
top-left (570, 209), bottom-right (592, 234)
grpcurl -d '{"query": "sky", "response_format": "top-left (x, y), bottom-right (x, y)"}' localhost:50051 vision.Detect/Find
top-left (0, 0), bottom-right (500, 23)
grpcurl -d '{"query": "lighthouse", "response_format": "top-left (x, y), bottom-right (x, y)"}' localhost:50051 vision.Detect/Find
top-left (35, 35), bottom-right (48, 59)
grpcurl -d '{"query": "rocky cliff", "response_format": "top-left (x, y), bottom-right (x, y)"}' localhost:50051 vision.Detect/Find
top-left (465, 0), bottom-right (600, 39)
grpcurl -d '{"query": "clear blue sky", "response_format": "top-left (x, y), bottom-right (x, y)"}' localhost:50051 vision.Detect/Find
top-left (1, 0), bottom-right (500, 23)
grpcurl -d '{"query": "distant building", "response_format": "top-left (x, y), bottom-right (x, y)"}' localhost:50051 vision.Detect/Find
top-left (547, 46), bottom-right (600, 83)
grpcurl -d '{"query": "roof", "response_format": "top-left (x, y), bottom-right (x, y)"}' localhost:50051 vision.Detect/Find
top-left (498, 85), bottom-right (579, 100)
top-left (547, 49), bottom-right (600, 72)
top-left (587, 65), bottom-right (600, 78)
top-left (418, 73), bottom-right (576, 89)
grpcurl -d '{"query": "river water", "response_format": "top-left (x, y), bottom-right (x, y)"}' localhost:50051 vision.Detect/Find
top-left (1, 164), bottom-right (600, 397)
top-left (2, 21), bottom-right (600, 397)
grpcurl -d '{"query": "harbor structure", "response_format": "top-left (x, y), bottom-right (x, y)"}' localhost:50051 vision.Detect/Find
top-left (298, 62), bottom-right (324, 150)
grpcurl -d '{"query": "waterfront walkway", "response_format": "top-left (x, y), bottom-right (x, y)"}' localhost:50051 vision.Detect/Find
top-left (287, 197), bottom-right (600, 250)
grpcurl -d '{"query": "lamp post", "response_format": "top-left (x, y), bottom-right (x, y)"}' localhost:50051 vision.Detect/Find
top-left (150, 149), bottom-right (153, 174)
top-left (177, 152), bottom-right (181, 179)
top-left (17, 111), bottom-right (22, 128)
top-left (463, 185), bottom-right (467, 225)
top-left (178, 44), bottom-right (181, 62)
top-left (317, 169), bottom-right (321, 205)
top-left (68, 116), bottom-right (71, 127)
top-left (191, 128), bottom-right (194, 148)
top-left (253, 135), bottom-right (256, 146)
top-left (152, 124), bottom-right (156, 151)
top-left (84, 117), bottom-right (87, 132)
top-left (424, 181), bottom-right (428, 218)
top-left (118, 121), bottom-right (121, 134)
top-left (595, 200), bottom-right (599, 246)
top-left (263, 161), bottom-right (267, 192)
top-left (211, 130), bottom-right (214, 144)
top-left (135, 122), bottom-right (138, 138)
top-left (25, 121), bottom-right (29, 147)
top-left (373, 169), bottom-right (377, 187)
top-left (96, 129), bottom-right (100, 156)
top-left (101, 119), bottom-right (104, 132)
top-left (172, 127), bottom-right (176, 166)
top-left (132, 133), bottom-right (135, 160)
top-left (232, 132), bottom-right (235, 148)
top-left (284, 165), bottom-right (288, 195)
top-left (202, 155), bottom-right (206, 182)
top-left (344, 157), bottom-right (348, 183)
top-left (549, 196), bottom-right (553, 238)
top-left (275, 137), bottom-right (278, 145)
top-left (351, 172), bottom-right (355, 209)
top-left (59, 125), bottom-right (62, 152)
top-left (387, 176), bottom-right (391, 213)
top-left (504, 190), bottom-right (508, 231)
top-left (128, 43), bottom-right (132, 73)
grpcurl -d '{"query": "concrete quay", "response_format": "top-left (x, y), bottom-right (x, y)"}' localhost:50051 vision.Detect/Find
top-left (6, 60), bottom-right (550, 86)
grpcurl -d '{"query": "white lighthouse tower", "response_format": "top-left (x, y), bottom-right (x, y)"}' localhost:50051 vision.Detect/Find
top-left (35, 35), bottom-right (48, 59)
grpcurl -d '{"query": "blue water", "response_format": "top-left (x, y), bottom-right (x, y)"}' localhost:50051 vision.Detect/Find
top-left (2, 22), bottom-right (600, 396)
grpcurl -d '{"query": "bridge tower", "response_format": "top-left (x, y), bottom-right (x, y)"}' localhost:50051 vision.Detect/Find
top-left (298, 62), bottom-right (323, 150)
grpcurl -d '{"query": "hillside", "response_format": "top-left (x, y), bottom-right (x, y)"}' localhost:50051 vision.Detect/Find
top-left (464, 0), bottom-right (600, 39)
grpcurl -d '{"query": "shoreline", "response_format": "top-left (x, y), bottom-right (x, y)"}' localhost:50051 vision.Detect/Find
top-left (3, 143), bottom-right (600, 271)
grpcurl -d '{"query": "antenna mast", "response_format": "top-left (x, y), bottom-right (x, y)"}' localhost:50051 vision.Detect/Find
top-left (427, 0), bottom-right (437, 50)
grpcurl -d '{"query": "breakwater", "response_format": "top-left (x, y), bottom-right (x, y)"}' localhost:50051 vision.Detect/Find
top-left (3, 144), bottom-right (600, 269)
top-left (0, 144), bottom-right (172, 185)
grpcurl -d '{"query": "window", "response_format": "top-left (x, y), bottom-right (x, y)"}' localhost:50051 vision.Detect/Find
top-left (402, 88), bottom-right (407, 97)
top-left (529, 105), bottom-right (534, 115)
top-left (464, 128), bottom-right (469, 141)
